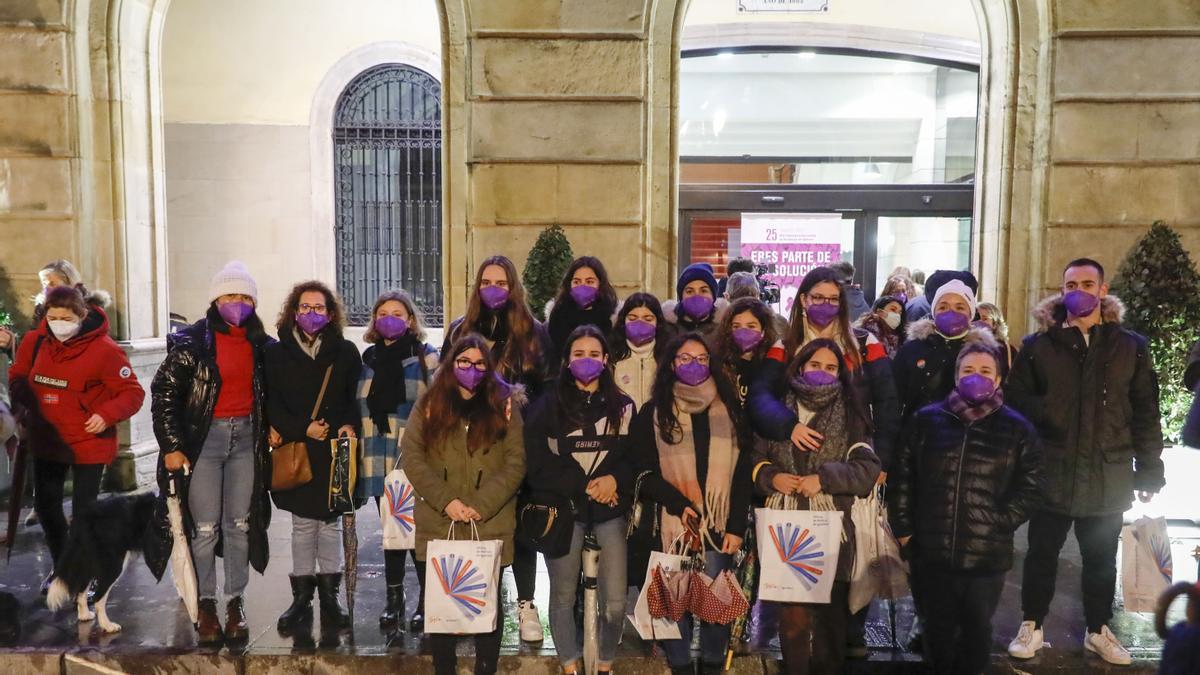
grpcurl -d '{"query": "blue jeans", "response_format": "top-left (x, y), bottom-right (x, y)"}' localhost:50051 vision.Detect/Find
top-left (661, 551), bottom-right (733, 668)
top-left (545, 518), bottom-right (628, 667)
top-left (189, 416), bottom-right (255, 599)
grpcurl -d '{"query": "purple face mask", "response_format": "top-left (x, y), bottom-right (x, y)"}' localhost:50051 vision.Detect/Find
top-left (806, 302), bottom-right (839, 329)
top-left (675, 360), bottom-right (711, 386)
top-left (568, 357), bottom-right (606, 385)
top-left (218, 301), bottom-right (254, 327)
top-left (934, 310), bottom-right (970, 337)
top-left (296, 311), bottom-right (329, 336)
top-left (570, 284), bottom-right (599, 308)
top-left (957, 373), bottom-right (997, 405)
top-left (801, 369), bottom-right (839, 387)
top-left (375, 315), bottom-right (408, 340)
top-left (1063, 289), bottom-right (1100, 318)
top-left (680, 294), bottom-right (715, 321)
top-left (454, 365), bottom-right (487, 392)
top-left (624, 319), bottom-right (656, 346)
top-left (732, 328), bottom-right (763, 353)
top-left (895, 292), bottom-right (908, 305)
top-left (479, 285), bottom-right (509, 311)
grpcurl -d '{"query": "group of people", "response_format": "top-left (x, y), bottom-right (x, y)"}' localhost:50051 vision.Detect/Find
top-left (1, 251), bottom-right (1164, 675)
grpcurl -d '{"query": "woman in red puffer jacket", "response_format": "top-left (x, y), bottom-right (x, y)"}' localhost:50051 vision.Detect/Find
top-left (8, 286), bottom-right (145, 578)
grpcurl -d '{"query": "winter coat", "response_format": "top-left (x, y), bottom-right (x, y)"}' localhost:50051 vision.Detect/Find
top-left (546, 297), bottom-right (616, 360)
top-left (146, 312), bottom-right (274, 579)
top-left (355, 340), bottom-right (439, 499)
top-left (904, 294), bottom-right (931, 323)
top-left (265, 328), bottom-right (362, 521)
top-left (443, 312), bottom-right (556, 404)
top-left (401, 394), bottom-right (526, 565)
top-left (629, 401), bottom-right (753, 547)
top-left (661, 298), bottom-right (729, 341)
top-left (8, 308), bottom-right (144, 465)
top-left (856, 312), bottom-right (901, 359)
top-left (750, 398), bottom-right (880, 581)
top-left (889, 400), bottom-right (1042, 573)
top-left (613, 344), bottom-right (657, 409)
top-left (844, 285), bottom-right (872, 323)
top-left (892, 320), bottom-right (1001, 422)
top-left (1006, 294), bottom-right (1164, 517)
top-left (747, 330), bottom-right (901, 469)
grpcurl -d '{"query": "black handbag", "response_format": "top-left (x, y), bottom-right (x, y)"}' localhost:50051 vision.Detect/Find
top-left (516, 491), bottom-right (576, 558)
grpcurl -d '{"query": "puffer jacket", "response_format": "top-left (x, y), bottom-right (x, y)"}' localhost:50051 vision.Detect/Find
top-left (146, 310), bottom-right (274, 580)
top-left (1006, 294), bottom-right (1164, 517)
top-left (889, 400), bottom-right (1042, 573)
top-left (892, 319), bottom-right (1000, 421)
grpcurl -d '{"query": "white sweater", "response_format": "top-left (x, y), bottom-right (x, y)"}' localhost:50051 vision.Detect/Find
top-left (613, 341), bottom-right (657, 410)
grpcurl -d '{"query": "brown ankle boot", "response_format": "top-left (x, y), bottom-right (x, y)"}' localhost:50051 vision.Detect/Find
top-left (197, 598), bottom-right (224, 645)
top-left (224, 596), bottom-right (249, 642)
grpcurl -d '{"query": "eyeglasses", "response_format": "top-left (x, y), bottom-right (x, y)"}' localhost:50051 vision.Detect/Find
top-left (299, 303), bottom-right (327, 314)
top-left (454, 357), bottom-right (488, 371)
top-left (674, 354), bottom-right (710, 366)
top-left (808, 294), bottom-right (840, 306)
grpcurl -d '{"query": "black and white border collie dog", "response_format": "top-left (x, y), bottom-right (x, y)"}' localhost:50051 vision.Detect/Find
top-left (46, 492), bottom-right (158, 633)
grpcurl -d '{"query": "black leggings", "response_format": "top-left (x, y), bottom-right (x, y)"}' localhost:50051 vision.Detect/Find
top-left (33, 459), bottom-right (104, 564)
top-left (417, 560), bottom-right (505, 675)
top-left (512, 538), bottom-right (537, 600)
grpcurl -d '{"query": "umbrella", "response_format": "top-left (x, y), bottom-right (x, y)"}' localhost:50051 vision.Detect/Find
top-left (4, 433), bottom-right (28, 560)
top-left (725, 526), bottom-right (758, 671)
top-left (342, 512), bottom-right (358, 619)
top-left (166, 467), bottom-right (199, 624)
top-left (581, 528), bottom-right (601, 675)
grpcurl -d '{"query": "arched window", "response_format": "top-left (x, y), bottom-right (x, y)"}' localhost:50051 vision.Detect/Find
top-left (334, 63), bottom-right (442, 326)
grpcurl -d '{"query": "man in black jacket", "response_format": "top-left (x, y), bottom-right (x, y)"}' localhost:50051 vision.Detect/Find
top-left (1004, 258), bottom-right (1165, 666)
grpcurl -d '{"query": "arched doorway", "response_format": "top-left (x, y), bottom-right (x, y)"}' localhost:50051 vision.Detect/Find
top-left (333, 63), bottom-right (444, 326)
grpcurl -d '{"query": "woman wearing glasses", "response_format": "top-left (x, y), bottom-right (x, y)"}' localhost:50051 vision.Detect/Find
top-left (402, 334), bottom-right (526, 675)
top-left (630, 332), bottom-right (751, 675)
top-left (266, 280), bottom-right (362, 637)
top-left (745, 266), bottom-right (900, 658)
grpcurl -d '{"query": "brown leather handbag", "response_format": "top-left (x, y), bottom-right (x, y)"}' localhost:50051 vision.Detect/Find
top-left (270, 365), bottom-right (332, 492)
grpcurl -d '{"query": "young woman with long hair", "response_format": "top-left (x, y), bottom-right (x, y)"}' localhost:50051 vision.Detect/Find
top-left (750, 338), bottom-right (881, 672)
top-left (546, 256), bottom-right (619, 356)
top-left (711, 297), bottom-right (782, 408)
top-left (630, 332), bottom-right (751, 675)
top-left (354, 289), bottom-right (439, 631)
top-left (662, 263), bottom-right (726, 339)
top-left (609, 292), bottom-right (672, 409)
top-left (402, 333), bottom-right (526, 675)
top-left (524, 325), bottom-right (635, 675)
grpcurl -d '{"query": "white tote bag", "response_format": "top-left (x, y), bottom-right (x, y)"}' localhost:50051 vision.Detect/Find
top-left (628, 535), bottom-right (686, 641)
top-left (756, 505), bottom-right (843, 604)
top-left (848, 489), bottom-right (909, 613)
top-left (380, 468), bottom-right (417, 550)
top-left (424, 522), bottom-right (503, 634)
top-left (1121, 516), bottom-right (1173, 613)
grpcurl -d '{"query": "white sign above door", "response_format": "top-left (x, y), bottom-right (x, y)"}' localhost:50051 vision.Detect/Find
top-left (737, 0), bottom-right (830, 13)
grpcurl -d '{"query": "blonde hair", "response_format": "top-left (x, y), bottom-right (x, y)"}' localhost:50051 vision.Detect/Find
top-left (977, 302), bottom-right (1010, 341)
top-left (38, 260), bottom-right (82, 287)
top-left (363, 289), bottom-right (427, 343)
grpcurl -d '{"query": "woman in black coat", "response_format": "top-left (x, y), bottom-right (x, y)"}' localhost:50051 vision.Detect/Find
top-left (545, 256), bottom-right (619, 358)
top-left (266, 280), bottom-right (362, 636)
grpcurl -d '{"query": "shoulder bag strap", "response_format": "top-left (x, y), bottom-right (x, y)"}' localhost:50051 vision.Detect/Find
top-left (310, 365), bottom-right (334, 420)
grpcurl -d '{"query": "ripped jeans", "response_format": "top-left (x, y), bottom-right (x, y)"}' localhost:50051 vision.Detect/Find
top-left (189, 416), bottom-right (255, 600)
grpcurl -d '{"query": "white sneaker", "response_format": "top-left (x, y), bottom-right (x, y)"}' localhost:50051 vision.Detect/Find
top-left (517, 600), bottom-right (544, 643)
top-left (1084, 625), bottom-right (1132, 666)
top-left (1007, 621), bottom-right (1044, 659)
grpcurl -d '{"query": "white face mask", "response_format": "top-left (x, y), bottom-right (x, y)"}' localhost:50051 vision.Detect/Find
top-left (48, 319), bottom-right (81, 341)
top-left (884, 311), bottom-right (902, 330)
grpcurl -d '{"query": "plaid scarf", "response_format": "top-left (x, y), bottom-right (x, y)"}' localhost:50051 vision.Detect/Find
top-left (946, 387), bottom-right (1005, 423)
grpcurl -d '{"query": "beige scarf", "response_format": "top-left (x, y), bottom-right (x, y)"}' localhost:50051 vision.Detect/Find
top-left (657, 378), bottom-right (739, 551)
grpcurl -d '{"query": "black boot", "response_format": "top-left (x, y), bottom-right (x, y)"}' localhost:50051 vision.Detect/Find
top-left (379, 584), bottom-right (405, 629)
top-left (409, 592), bottom-right (425, 632)
top-left (316, 573), bottom-right (351, 630)
top-left (670, 663), bottom-right (696, 675)
top-left (277, 575), bottom-right (316, 635)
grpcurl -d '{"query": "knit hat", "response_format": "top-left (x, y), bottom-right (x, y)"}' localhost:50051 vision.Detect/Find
top-left (677, 262), bottom-right (717, 299)
top-left (209, 261), bottom-right (258, 303)
top-left (931, 279), bottom-right (977, 317)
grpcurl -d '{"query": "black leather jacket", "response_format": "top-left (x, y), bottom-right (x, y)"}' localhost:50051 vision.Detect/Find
top-left (144, 312), bottom-right (274, 580)
top-left (889, 400), bottom-right (1043, 573)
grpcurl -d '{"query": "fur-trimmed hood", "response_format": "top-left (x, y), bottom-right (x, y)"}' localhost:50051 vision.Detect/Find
top-left (661, 297), bottom-right (730, 325)
top-left (1030, 293), bottom-right (1125, 331)
top-left (906, 317), bottom-right (1001, 351)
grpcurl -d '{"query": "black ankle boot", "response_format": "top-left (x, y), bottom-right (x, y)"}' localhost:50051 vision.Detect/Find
top-left (277, 575), bottom-right (316, 635)
top-left (409, 594), bottom-right (425, 632)
top-left (379, 584), bottom-right (405, 629)
top-left (316, 573), bottom-right (351, 630)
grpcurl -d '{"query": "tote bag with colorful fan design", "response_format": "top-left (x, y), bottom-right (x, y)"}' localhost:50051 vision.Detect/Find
top-left (755, 507), bottom-right (843, 604)
top-left (424, 522), bottom-right (503, 634)
top-left (380, 468), bottom-right (416, 550)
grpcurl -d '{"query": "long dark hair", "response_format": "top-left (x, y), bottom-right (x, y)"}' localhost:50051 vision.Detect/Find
top-left (551, 256), bottom-right (618, 316)
top-left (784, 266), bottom-right (861, 370)
top-left (610, 292), bottom-right (671, 361)
top-left (555, 325), bottom-right (627, 433)
top-left (713, 297), bottom-right (780, 375)
top-left (650, 332), bottom-right (745, 446)
top-left (453, 255), bottom-right (542, 376)
top-left (423, 333), bottom-right (512, 451)
top-left (277, 280), bottom-right (346, 339)
top-left (787, 338), bottom-right (872, 434)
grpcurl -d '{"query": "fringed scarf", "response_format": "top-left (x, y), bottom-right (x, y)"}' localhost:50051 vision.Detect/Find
top-left (657, 378), bottom-right (738, 551)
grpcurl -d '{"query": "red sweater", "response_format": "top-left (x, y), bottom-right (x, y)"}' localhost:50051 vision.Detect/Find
top-left (213, 326), bottom-right (254, 418)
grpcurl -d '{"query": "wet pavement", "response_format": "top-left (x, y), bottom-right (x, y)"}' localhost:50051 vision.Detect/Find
top-left (0, 494), bottom-right (1191, 673)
